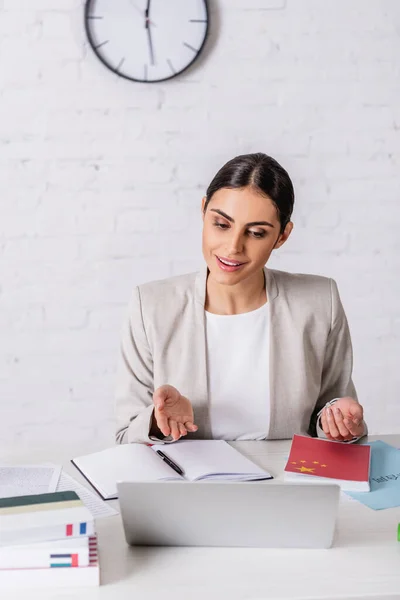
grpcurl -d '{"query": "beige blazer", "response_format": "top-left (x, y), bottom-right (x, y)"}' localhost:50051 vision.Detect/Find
top-left (115, 266), bottom-right (360, 444)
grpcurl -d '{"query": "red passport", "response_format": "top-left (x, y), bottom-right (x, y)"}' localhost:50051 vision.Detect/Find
top-left (284, 435), bottom-right (371, 492)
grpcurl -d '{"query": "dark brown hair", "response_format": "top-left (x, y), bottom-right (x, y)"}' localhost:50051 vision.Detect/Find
top-left (204, 153), bottom-right (295, 233)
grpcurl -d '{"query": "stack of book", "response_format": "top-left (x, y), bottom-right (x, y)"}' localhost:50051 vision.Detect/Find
top-left (0, 490), bottom-right (99, 588)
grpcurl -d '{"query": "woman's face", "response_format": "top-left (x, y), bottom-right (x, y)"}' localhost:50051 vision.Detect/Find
top-left (202, 186), bottom-right (293, 286)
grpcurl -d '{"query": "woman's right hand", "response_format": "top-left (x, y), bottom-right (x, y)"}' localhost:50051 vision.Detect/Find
top-left (152, 385), bottom-right (198, 441)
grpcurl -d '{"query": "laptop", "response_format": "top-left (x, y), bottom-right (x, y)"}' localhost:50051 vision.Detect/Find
top-left (117, 480), bottom-right (340, 549)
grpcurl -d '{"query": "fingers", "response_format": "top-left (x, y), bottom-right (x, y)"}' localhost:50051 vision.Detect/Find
top-left (325, 407), bottom-right (342, 440)
top-left (154, 413), bottom-right (192, 440)
top-left (169, 419), bottom-right (181, 441)
top-left (343, 416), bottom-right (364, 437)
top-left (178, 423), bottom-right (187, 437)
top-left (322, 406), bottom-right (362, 441)
top-left (154, 408), bottom-right (170, 437)
top-left (184, 421), bottom-right (198, 432)
top-left (320, 409), bottom-right (329, 436)
top-left (323, 407), bottom-right (344, 441)
top-left (332, 407), bottom-right (354, 440)
top-left (170, 420), bottom-right (198, 440)
top-left (153, 390), bottom-right (165, 412)
top-left (154, 411), bottom-right (198, 441)
top-left (153, 384), bottom-right (198, 441)
top-left (350, 403), bottom-right (363, 425)
top-left (320, 409), bottom-right (338, 440)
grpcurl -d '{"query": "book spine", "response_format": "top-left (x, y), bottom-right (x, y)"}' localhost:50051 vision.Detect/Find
top-left (0, 492), bottom-right (79, 510)
top-left (0, 521), bottom-right (96, 547)
top-left (0, 564), bottom-right (100, 588)
top-left (0, 546), bottom-right (89, 569)
top-left (0, 536), bottom-right (99, 588)
top-left (1, 506), bottom-right (93, 531)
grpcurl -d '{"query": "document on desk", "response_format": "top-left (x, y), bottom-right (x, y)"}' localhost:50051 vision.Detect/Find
top-left (56, 471), bottom-right (118, 519)
top-left (345, 440), bottom-right (400, 510)
top-left (0, 465), bottom-right (61, 499)
top-left (73, 440), bottom-right (273, 500)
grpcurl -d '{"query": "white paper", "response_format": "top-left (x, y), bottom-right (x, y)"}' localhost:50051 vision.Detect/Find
top-left (151, 440), bottom-right (272, 481)
top-left (56, 471), bottom-right (118, 519)
top-left (73, 444), bottom-right (180, 499)
top-left (0, 465), bottom-right (61, 498)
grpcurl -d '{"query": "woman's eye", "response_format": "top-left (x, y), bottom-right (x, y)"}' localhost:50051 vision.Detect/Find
top-left (249, 230), bottom-right (266, 239)
top-left (212, 221), bottom-right (266, 238)
top-left (213, 221), bottom-right (229, 229)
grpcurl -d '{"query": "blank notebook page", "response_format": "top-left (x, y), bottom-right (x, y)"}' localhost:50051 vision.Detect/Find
top-left (73, 444), bottom-right (181, 499)
top-left (151, 440), bottom-right (271, 481)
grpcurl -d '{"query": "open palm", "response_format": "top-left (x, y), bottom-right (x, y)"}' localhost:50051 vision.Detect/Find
top-left (153, 385), bottom-right (198, 441)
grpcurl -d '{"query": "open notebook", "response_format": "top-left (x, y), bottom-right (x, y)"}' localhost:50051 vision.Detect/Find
top-left (72, 440), bottom-right (273, 500)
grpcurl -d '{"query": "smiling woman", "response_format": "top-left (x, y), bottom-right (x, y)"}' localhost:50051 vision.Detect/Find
top-left (115, 153), bottom-right (368, 446)
top-left (200, 155), bottom-right (294, 315)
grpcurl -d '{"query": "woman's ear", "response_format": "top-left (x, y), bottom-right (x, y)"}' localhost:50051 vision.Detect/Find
top-left (274, 221), bottom-right (294, 249)
top-left (201, 196), bottom-right (207, 219)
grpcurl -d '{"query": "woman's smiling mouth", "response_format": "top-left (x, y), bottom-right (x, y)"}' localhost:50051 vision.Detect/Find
top-left (216, 255), bottom-right (247, 272)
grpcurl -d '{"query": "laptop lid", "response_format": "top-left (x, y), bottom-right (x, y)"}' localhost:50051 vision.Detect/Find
top-left (117, 481), bottom-right (340, 549)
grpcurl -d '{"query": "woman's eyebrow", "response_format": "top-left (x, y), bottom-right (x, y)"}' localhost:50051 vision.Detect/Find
top-left (210, 208), bottom-right (275, 228)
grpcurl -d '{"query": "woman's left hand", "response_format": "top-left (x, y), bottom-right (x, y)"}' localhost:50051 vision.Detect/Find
top-left (320, 397), bottom-right (365, 441)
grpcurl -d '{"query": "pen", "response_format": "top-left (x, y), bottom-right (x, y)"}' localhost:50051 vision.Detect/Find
top-left (156, 450), bottom-right (184, 476)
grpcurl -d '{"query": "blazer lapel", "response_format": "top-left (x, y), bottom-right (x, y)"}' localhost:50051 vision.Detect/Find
top-left (264, 267), bottom-right (280, 439)
top-left (193, 266), bottom-right (212, 438)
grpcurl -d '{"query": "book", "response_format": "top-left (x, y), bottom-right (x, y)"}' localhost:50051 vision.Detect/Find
top-left (0, 536), bottom-right (90, 569)
top-left (283, 435), bottom-right (371, 492)
top-left (72, 440), bottom-right (273, 500)
top-left (0, 536), bottom-right (99, 588)
top-left (346, 440), bottom-right (400, 509)
top-left (0, 491), bottom-right (95, 546)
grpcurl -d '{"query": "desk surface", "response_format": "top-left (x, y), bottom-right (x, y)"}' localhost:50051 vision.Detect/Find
top-left (2, 435), bottom-right (400, 600)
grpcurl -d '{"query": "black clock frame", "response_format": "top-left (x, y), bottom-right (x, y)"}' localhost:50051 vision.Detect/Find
top-left (84, 0), bottom-right (210, 83)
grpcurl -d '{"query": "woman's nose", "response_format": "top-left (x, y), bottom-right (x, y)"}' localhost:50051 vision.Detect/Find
top-left (227, 232), bottom-right (244, 254)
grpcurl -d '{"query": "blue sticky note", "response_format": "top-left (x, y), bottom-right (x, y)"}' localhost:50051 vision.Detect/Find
top-left (346, 440), bottom-right (400, 510)
top-left (79, 522), bottom-right (87, 535)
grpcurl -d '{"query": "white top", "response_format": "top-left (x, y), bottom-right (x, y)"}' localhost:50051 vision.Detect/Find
top-left (205, 303), bottom-right (270, 440)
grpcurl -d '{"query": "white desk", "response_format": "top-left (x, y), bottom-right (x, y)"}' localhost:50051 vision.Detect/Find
top-left (3, 435), bottom-right (400, 600)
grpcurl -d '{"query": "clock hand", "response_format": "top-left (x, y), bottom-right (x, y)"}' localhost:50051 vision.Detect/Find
top-left (128, 0), bottom-right (156, 26)
top-left (146, 0), bottom-right (152, 17)
top-left (146, 26), bottom-right (155, 65)
top-left (145, 0), bottom-right (152, 28)
top-left (144, 0), bottom-right (155, 65)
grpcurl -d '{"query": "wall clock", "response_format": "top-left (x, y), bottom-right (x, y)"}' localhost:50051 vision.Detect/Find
top-left (84, 0), bottom-right (209, 83)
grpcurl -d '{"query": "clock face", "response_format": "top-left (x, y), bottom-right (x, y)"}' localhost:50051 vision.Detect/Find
top-left (84, 0), bottom-right (209, 83)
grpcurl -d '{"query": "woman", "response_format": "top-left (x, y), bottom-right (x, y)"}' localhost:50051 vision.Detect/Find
top-left (115, 153), bottom-right (367, 445)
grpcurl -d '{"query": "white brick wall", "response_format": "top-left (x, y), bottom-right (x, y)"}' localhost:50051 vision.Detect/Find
top-left (1, 0), bottom-right (399, 449)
